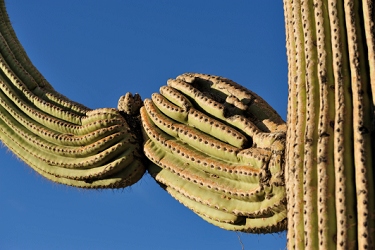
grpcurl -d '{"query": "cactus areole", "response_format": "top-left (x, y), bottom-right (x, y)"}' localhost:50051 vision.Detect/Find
top-left (0, 0), bottom-right (374, 249)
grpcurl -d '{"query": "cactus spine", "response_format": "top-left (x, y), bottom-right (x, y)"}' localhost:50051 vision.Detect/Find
top-left (284, 0), bottom-right (375, 248)
top-left (0, 1), bottom-right (146, 188)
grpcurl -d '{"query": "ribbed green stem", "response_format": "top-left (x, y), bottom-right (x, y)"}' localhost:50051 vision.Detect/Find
top-left (0, 1), bottom-right (146, 188)
top-left (315, 1), bottom-right (337, 249)
top-left (345, 1), bottom-right (375, 248)
top-left (284, 0), bottom-right (307, 248)
top-left (142, 73), bottom-right (287, 233)
top-left (284, 0), bottom-right (375, 249)
top-left (0, 1), bottom-right (88, 113)
top-left (148, 163), bottom-right (287, 233)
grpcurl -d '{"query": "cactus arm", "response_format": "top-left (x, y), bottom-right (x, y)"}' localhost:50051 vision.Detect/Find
top-left (148, 163), bottom-right (287, 233)
top-left (144, 99), bottom-right (241, 162)
top-left (151, 91), bottom-right (249, 148)
top-left (2, 127), bottom-right (143, 188)
top-left (144, 134), bottom-right (262, 199)
top-left (0, 1), bottom-right (89, 112)
top-left (0, 23), bottom-right (87, 114)
top-left (141, 73), bottom-right (287, 233)
top-left (0, 1), bottom-right (146, 188)
top-left (176, 73), bottom-right (287, 131)
top-left (141, 106), bottom-right (261, 181)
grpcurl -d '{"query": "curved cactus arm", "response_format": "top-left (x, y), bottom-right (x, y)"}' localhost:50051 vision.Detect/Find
top-left (284, 0), bottom-right (375, 249)
top-left (144, 138), bottom-right (263, 200)
top-left (147, 160), bottom-right (286, 215)
top-left (0, 1), bottom-right (146, 188)
top-left (148, 163), bottom-right (287, 233)
top-left (141, 73), bottom-right (287, 233)
top-left (0, 2), bottom-right (88, 114)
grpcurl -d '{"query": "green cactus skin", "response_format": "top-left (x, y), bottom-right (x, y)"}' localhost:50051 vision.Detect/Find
top-left (148, 163), bottom-right (287, 233)
top-left (141, 73), bottom-right (287, 233)
top-left (284, 0), bottom-right (375, 249)
top-left (1, 0), bottom-right (375, 247)
top-left (0, 1), bottom-right (146, 188)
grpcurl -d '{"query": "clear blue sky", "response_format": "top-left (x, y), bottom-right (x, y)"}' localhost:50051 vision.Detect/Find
top-left (0, 1), bottom-right (288, 249)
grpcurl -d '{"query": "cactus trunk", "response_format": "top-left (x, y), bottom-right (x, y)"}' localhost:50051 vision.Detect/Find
top-left (284, 0), bottom-right (375, 248)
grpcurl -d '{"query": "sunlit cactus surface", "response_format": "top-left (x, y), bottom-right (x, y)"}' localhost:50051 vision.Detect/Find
top-left (0, 0), bottom-right (374, 249)
top-left (0, 0), bottom-right (146, 188)
top-left (141, 73), bottom-right (287, 233)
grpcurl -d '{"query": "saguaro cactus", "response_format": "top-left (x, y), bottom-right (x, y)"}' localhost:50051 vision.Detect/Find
top-left (0, 0), bottom-right (374, 249)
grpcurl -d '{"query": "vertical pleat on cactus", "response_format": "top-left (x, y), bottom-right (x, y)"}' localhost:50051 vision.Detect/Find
top-left (284, 0), bottom-right (375, 249)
